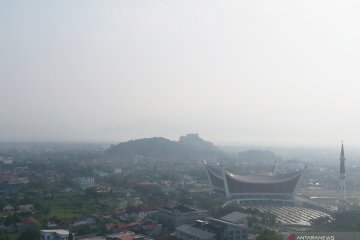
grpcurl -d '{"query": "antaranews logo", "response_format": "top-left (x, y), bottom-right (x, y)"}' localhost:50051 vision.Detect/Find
top-left (286, 232), bottom-right (359, 240)
top-left (294, 236), bottom-right (334, 240)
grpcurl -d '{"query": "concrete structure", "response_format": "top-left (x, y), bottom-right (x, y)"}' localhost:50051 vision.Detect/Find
top-left (40, 229), bottom-right (69, 240)
top-left (240, 204), bottom-right (331, 226)
top-left (206, 213), bottom-right (248, 240)
top-left (204, 161), bottom-right (305, 200)
top-left (175, 212), bottom-right (248, 240)
top-left (338, 142), bottom-right (347, 212)
top-left (19, 204), bottom-right (34, 212)
top-left (157, 205), bottom-right (208, 229)
top-left (74, 177), bottom-right (95, 189)
top-left (176, 225), bottom-right (216, 240)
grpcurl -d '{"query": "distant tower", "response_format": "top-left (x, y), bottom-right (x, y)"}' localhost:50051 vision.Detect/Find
top-left (51, 163), bottom-right (55, 183)
top-left (272, 160), bottom-right (278, 175)
top-left (338, 142), bottom-right (346, 212)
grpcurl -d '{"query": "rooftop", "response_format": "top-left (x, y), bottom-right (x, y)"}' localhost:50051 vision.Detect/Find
top-left (226, 170), bottom-right (301, 183)
top-left (41, 229), bottom-right (69, 235)
top-left (161, 205), bottom-right (204, 214)
top-left (206, 163), bottom-right (302, 183)
top-left (220, 212), bottom-right (248, 224)
top-left (176, 224), bottom-right (216, 239)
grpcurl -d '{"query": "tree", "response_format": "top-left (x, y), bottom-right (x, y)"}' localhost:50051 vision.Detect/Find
top-left (312, 211), bottom-right (360, 231)
top-left (257, 230), bottom-right (282, 240)
top-left (68, 231), bottom-right (74, 240)
top-left (17, 230), bottom-right (40, 240)
top-left (0, 232), bottom-right (10, 240)
top-left (85, 187), bottom-right (98, 199)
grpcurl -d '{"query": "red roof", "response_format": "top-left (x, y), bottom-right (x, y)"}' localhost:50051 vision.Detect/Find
top-left (116, 223), bottom-right (128, 229)
top-left (26, 216), bottom-right (37, 223)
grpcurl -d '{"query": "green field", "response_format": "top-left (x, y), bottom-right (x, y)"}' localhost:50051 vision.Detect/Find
top-left (35, 192), bottom-right (101, 222)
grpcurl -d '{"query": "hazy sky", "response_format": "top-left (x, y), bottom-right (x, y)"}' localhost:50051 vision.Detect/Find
top-left (1, 0), bottom-right (360, 146)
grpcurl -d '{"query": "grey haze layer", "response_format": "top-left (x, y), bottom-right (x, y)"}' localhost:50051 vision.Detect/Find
top-left (1, 1), bottom-right (360, 146)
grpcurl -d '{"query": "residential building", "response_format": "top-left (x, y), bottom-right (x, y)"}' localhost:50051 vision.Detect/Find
top-left (74, 177), bottom-right (95, 189)
top-left (106, 230), bottom-right (152, 240)
top-left (175, 212), bottom-right (248, 240)
top-left (157, 205), bottom-right (208, 229)
top-left (176, 224), bottom-right (216, 240)
top-left (40, 229), bottom-right (69, 240)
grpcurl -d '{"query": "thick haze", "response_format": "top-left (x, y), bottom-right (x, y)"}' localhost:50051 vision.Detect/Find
top-left (1, 0), bottom-right (360, 146)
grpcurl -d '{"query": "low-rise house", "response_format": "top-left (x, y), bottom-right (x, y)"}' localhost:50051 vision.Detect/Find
top-left (119, 213), bottom-right (138, 222)
top-left (106, 223), bottom-right (128, 233)
top-left (18, 204), bottom-right (34, 213)
top-left (106, 230), bottom-right (152, 240)
top-left (139, 220), bottom-right (162, 236)
top-left (40, 229), bottom-right (69, 240)
top-left (45, 222), bottom-right (58, 228)
top-left (3, 205), bottom-right (14, 213)
top-left (72, 217), bottom-right (96, 226)
top-left (74, 177), bottom-right (95, 189)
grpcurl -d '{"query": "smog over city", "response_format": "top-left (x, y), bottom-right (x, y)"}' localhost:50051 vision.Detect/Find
top-left (1, 1), bottom-right (360, 240)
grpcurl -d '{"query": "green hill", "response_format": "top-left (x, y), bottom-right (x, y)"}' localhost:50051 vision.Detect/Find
top-left (105, 134), bottom-right (224, 160)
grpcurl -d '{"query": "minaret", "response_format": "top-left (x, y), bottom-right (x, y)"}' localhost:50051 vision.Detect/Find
top-left (272, 160), bottom-right (278, 175)
top-left (338, 142), bottom-right (346, 212)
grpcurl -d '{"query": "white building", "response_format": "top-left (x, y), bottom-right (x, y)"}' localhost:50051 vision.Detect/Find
top-left (40, 229), bottom-right (69, 240)
top-left (74, 177), bottom-right (95, 189)
top-left (175, 212), bottom-right (248, 240)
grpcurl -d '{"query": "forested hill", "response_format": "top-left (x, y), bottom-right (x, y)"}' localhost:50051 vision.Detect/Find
top-left (104, 134), bottom-right (224, 160)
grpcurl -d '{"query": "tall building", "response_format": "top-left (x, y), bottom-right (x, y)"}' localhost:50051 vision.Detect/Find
top-left (338, 142), bottom-right (346, 212)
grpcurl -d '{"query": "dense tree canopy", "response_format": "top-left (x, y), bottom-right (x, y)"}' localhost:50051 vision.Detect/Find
top-left (257, 230), bottom-right (282, 240)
